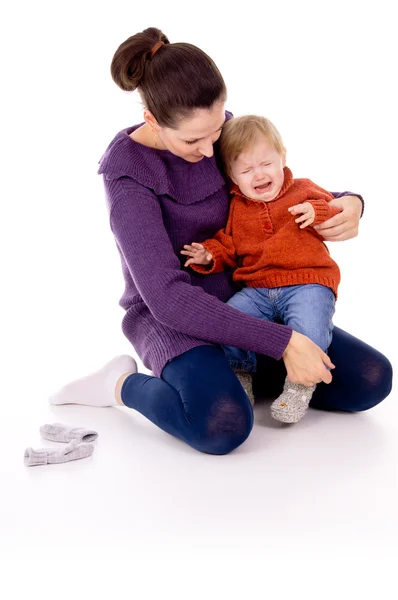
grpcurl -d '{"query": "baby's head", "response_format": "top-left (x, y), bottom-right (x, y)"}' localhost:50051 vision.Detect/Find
top-left (220, 115), bottom-right (286, 202)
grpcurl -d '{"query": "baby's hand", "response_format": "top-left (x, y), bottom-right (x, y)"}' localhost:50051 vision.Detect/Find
top-left (181, 243), bottom-right (213, 267)
top-left (288, 202), bottom-right (315, 229)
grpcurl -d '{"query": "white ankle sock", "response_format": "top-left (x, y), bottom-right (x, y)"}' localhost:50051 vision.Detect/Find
top-left (49, 355), bottom-right (137, 407)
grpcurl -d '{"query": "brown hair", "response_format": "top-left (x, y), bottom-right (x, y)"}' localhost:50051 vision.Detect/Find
top-left (219, 115), bottom-right (285, 175)
top-left (110, 27), bottom-right (227, 128)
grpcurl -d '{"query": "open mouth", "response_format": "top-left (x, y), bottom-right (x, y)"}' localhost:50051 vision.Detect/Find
top-left (254, 181), bottom-right (272, 192)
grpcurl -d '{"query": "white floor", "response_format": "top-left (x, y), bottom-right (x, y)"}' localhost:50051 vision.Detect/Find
top-left (1, 368), bottom-right (397, 597)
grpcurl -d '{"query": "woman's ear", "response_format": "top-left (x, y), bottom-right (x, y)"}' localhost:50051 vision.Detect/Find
top-left (143, 109), bottom-right (160, 133)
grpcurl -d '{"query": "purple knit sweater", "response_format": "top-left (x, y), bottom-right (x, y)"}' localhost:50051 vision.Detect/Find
top-left (98, 115), bottom-right (358, 377)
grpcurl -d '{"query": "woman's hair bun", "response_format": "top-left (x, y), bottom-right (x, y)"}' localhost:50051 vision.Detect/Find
top-left (110, 27), bottom-right (169, 92)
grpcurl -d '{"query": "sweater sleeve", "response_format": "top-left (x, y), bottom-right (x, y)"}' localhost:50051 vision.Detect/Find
top-left (303, 182), bottom-right (342, 226)
top-left (108, 178), bottom-right (292, 360)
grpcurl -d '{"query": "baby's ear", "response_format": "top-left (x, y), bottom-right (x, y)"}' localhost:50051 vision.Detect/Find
top-left (281, 147), bottom-right (287, 167)
top-left (229, 170), bottom-right (238, 185)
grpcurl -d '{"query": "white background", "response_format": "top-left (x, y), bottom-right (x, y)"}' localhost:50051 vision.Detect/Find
top-left (1, 0), bottom-right (397, 596)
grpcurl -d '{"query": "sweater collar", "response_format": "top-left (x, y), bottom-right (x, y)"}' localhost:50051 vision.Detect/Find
top-left (98, 122), bottom-right (228, 205)
top-left (231, 166), bottom-right (294, 202)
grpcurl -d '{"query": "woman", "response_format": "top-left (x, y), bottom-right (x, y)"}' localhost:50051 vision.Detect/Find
top-left (50, 27), bottom-right (392, 455)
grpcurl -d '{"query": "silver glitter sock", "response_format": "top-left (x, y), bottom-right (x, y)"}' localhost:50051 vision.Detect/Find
top-left (270, 377), bottom-right (315, 423)
top-left (235, 371), bottom-right (255, 407)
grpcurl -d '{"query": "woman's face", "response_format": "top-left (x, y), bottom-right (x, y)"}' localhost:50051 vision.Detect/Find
top-left (150, 101), bottom-right (226, 162)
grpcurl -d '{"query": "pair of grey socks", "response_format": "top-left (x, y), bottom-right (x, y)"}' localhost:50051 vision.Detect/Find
top-left (24, 423), bottom-right (98, 467)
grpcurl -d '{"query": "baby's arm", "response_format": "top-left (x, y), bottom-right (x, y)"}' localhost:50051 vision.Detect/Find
top-left (180, 235), bottom-right (237, 274)
top-left (288, 183), bottom-right (342, 229)
top-left (181, 243), bottom-right (213, 267)
top-left (180, 199), bottom-right (238, 274)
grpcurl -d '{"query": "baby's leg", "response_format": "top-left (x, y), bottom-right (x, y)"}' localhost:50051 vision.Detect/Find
top-left (271, 284), bottom-right (335, 423)
top-left (223, 288), bottom-right (277, 406)
top-left (234, 372), bottom-right (255, 407)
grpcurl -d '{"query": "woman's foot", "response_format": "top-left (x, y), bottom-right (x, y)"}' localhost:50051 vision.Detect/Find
top-left (270, 378), bottom-right (315, 423)
top-left (49, 355), bottom-right (137, 407)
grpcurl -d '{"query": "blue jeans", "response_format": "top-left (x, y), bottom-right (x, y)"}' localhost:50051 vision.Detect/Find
top-left (223, 284), bottom-right (335, 372)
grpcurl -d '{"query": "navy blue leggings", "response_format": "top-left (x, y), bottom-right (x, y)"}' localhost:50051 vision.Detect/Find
top-left (121, 326), bottom-right (392, 455)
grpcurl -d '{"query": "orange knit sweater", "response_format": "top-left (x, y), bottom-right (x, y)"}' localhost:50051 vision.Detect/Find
top-left (191, 167), bottom-right (341, 296)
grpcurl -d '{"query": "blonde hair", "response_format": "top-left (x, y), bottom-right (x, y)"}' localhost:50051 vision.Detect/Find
top-left (219, 115), bottom-right (285, 175)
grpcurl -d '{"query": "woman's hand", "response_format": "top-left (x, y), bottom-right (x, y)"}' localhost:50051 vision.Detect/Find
top-left (313, 195), bottom-right (362, 241)
top-left (282, 330), bottom-right (335, 387)
top-left (181, 243), bottom-right (213, 267)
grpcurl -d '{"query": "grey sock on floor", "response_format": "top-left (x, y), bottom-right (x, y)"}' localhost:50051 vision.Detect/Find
top-left (24, 439), bottom-right (94, 467)
top-left (270, 378), bottom-right (316, 423)
top-left (40, 423), bottom-right (98, 443)
top-left (235, 371), bottom-right (255, 407)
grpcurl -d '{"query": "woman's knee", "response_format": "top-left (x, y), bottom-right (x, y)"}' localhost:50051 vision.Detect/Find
top-left (356, 353), bottom-right (393, 411)
top-left (195, 427), bottom-right (253, 455)
top-left (194, 395), bottom-right (254, 455)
